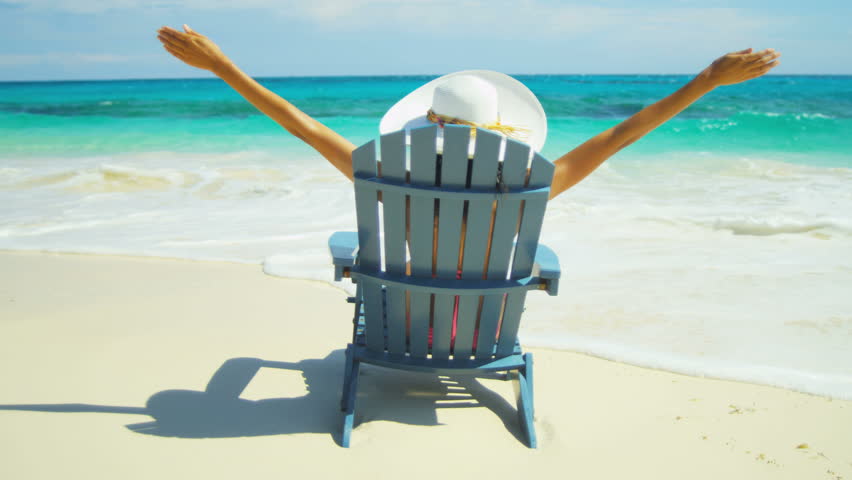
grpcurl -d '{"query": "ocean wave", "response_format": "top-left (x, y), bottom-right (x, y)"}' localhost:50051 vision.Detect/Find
top-left (0, 97), bottom-right (392, 119)
top-left (0, 160), bottom-right (321, 200)
top-left (2, 152), bottom-right (851, 401)
top-left (523, 334), bottom-right (852, 400)
top-left (0, 100), bottom-right (261, 119)
top-left (4, 98), bottom-right (843, 123)
top-left (713, 155), bottom-right (852, 179)
top-left (759, 111), bottom-right (835, 120)
top-left (737, 111), bottom-right (838, 120)
top-left (6, 164), bottom-right (200, 193)
top-left (705, 217), bottom-right (846, 237)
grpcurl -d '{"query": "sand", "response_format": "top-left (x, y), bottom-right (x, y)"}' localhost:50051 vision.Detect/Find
top-left (0, 251), bottom-right (850, 479)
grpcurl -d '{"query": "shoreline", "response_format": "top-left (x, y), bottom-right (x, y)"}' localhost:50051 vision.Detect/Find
top-left (1, 250), bottom-right (850, 479)
top-left (4, 248), bottom-right (850, 401)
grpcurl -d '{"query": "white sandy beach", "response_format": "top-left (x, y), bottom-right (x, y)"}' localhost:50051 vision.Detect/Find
top-left (0, 251), bottom-right (850, 479)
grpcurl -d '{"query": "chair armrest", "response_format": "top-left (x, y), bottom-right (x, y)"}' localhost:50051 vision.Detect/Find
top-left (329, 231), bottom-right (359, 281)
top-left (533, 244), bottom-right (560, 296)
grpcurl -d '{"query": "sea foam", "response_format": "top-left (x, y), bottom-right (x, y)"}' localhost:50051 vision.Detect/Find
top-left (1, 153), bottom-right (850, 399)
top-left (4, 73), bottom-right (851, 398)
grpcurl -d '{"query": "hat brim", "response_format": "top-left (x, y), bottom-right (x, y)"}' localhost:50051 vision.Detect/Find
top-left (379, 70), bottom-right (547, 152)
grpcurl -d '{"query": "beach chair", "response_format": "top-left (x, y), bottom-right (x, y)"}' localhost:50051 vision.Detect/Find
top-left (329, 125), bottom-right (560, 448)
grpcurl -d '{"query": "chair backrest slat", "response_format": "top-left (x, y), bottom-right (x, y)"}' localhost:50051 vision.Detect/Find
top-left (434, 126), bottom-right (469, 277)
top-left (407, 127), bottom-right (439, 357)
top-left (352, 141), bottom-right (386, 351)
top-left (474, 139), bottom-right (530, 359)
top-left (380, 130), bottom-right (409, 355)
top-left (511, 152), bottom-right (555, 277)
top-left (408, 127), bottom-right (438, 276)
top-left (430, 126), bottom-right (471, 360)
top-left (485, 139), bottom-right (529, 279)
top-left (454, 129), bottom-right (502, 358)
top-left (381, 130), bottom-right (408, 273)
top-left (461, 129), bottom-right (502, 279)
top-left (353, 141), bottom-right (380, 269)
top-left (495, 152), bottom-right (555, 357)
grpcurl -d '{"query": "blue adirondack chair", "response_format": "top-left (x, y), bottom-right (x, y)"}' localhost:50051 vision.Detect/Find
top-left (328, 125), bottom-right (560, 448)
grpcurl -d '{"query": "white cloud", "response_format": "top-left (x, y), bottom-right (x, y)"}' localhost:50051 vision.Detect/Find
top-left (283, 2), bottom-right (770, 41)
top-left (4, 1), bottom-right (775, 46)
top-left (0, 52), bottom-right (135, 66)
top-left (3, 0), bottom-right (404, 15)
top-left (3, 0), bottom-right (768, 27)
top-left (2, 0), bottom-right (142, 13)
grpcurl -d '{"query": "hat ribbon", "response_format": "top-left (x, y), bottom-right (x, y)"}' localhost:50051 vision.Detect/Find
top-left (426, 109), bottom-right (530, 141)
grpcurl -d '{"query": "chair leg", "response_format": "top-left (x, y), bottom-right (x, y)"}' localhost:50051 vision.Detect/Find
top-left (341, 345), bottom-right (354, 411)
top-left (517, 353), bottom-right (537, 448)
top-left (351, 284), bottom-right (363, 342)
top-left (525, 353), bottom-right (534, 417)
top-left (341, 355), bottom-right (361, 448)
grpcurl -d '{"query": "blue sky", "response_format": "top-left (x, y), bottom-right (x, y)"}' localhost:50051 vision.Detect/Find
top-left (0, 0), bottom-right (850, 81)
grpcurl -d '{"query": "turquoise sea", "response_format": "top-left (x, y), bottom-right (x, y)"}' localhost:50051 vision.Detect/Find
top-left (2, 75), bottom-right (851, 164)
top-left (1, 75), bottom-right (851, 398)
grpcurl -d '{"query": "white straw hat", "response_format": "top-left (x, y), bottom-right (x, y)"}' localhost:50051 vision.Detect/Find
top-left (380, 70), bottom-right (547, 152)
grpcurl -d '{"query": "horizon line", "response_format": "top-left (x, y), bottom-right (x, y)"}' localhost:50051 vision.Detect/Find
top-left (2, 73), bottom-right (851, 84)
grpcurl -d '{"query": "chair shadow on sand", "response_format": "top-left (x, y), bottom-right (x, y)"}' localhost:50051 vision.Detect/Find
top-left (0, 350), bottom-right (527, 445)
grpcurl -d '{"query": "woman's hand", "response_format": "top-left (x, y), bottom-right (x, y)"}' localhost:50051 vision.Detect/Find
top-left (699, 48), bottom-right (781, 88)
top-left (157, 25), bottom-right (230, 74)
top-left (155, 24), bottom-right (356, 179)
top-left (549, 47), bottom-right (781, 199)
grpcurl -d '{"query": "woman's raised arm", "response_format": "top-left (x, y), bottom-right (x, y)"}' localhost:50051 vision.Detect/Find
top-left (157, 25), bottom-right (356, 179)
top-left (548, 48), bottom-right (781, 199)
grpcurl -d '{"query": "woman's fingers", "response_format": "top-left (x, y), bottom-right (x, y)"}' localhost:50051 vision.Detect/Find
top-left (158, 27), bottom-right (190, 46)
top-left (745, 59), bottom-right (780, 80)
top-left (750, 57), bottom-right (779, 70)
top-left (747, 49), bottom-right (779, 64)
top-left (159, 35), bottom-right (187, 53)
top-left (156, 33), bottom-right (178, 47)
top-left (704, 47), bottom-right (780, 86)
top-left (183, 24), bottom-right (201, 36)
top-left (759, 59), bottom-right (780, 72)
top-left (162, 44), bottom-right (186, 62)
top-left (157, 32), bottom-right (182, 48)
top-left (158, 26), bottom-right (182, 38)
top-left (158, 37), bottom-right (188, 57)
top-left (162, 43), bottom-right (184, 57)
top-left (753, 55), bottom-right (781, 73)
top-left (157, 27), bottom-right (199, 60)
top-left (157, 25), bottom-right (226, 72)
top-left (757, 49), bottom-right (780, 62)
